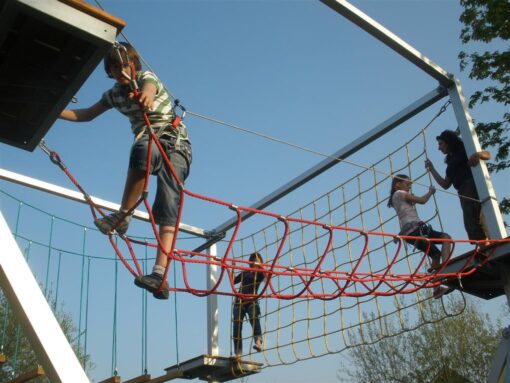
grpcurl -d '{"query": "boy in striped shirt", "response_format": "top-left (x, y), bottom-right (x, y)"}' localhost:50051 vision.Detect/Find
top-left (60, 43), bottom-right (191, 299)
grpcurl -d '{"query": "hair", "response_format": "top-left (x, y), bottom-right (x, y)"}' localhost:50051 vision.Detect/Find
top-left (387, 174), bottom-right (410, 208)
top-left (104, 42), bottom-right (142, 78)
top-left (249, 252), bottom-right (262, 263)
top-left (435, 129), bottom-right (465, 162)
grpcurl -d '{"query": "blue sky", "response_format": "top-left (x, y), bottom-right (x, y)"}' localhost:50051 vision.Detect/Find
top-left (1, 1), bottom-right (509, 382)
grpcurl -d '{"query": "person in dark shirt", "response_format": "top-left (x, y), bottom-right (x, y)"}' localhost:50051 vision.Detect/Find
top-left (232, 252), bottom-right (265, 357)
top-left (425, 130), bottom-right (491, 241)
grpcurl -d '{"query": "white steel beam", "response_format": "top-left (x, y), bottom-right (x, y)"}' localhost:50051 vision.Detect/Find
top-left (206, 244), bottom-right (219, 356)
top-left (448, 79), bottom-right (507, 240)
top-left (319, 0), bottom-right (453, 86)
top-left (0, 168), bottom-right (209, 238)
top-left (0, 211), bottom-right (90, 383)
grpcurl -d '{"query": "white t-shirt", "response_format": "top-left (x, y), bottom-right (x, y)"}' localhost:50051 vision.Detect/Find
top-left (392, 190), bottom-right (421, 234)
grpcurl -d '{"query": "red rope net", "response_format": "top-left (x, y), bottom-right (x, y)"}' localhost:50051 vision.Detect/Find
top-left (42, 123), bottom-right (506, 301)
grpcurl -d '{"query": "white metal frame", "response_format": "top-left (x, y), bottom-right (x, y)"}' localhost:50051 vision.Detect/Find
top-left (0, 212), bottom-right (90, 382)
top-left (0, 168), bottom-right (209, 237)
top-left (206, 0), bottom-right (508, 380)
top-left (1, 0), bottom-right (508, 381)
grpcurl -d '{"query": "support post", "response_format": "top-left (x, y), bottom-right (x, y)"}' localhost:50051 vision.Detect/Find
top-left (0, 212), bottom-right (90, 383)
top-left (206, 244), bottom-right (219, 356)
top-left (447, 78), bottom-right (507, 240)
top-left (206, 244), bottom-right (219, 383)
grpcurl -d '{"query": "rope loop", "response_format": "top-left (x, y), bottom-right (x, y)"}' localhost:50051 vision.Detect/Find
top-left (49, 152), bottom-right (62, 166)
top-left (436, 100), bottom-right (451, 117)
top-left (39, 140), bottom-right (66, 169)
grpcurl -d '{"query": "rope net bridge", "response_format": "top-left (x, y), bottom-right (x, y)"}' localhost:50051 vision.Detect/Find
top-left (37, 101), bottom-right (500, 303)
top-left (2, 119), bottom-right (507, 381)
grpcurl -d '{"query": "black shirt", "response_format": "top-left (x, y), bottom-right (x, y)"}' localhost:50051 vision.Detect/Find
top-left (234, 269), bottom-right (265, 296)
top-left (445, 148), bottom-right (472, 190)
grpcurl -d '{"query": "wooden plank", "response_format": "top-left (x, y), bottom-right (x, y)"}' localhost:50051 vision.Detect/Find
top-left (57, 0), bottom-right (126, 32)
top-left (5, 366), bottom-right (45, 383)
top-left (124, 374), bottom-right (152, 383)
top-left (164, 354), bottom-right (262, 382)
top-left (145, 370), bottom-right (183, 383)
top-left (98, 376), bottom-right (121, 383)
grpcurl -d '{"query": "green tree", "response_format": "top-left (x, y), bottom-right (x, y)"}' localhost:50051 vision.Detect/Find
top-left (458, 0), bottom-right (510, 214)
top-left (338, 295), bottom-right (501, 383)
top-left (0, 293), bottom-right (93, 382)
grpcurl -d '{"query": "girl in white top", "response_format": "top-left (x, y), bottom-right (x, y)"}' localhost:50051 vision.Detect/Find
top-left (388, 174), bottom-right (452, 298)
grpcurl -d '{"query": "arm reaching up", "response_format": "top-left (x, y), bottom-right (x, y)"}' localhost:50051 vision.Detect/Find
top-left (425, 159), bottom-right (452, 189)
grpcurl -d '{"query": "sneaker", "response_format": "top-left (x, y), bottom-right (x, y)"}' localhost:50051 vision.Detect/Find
top-left (134, 272), bottom-right (169, 300)
top-left (94, 211), bottom-right (132, 235)
top-left (253, 342), bottom-right (263, 352)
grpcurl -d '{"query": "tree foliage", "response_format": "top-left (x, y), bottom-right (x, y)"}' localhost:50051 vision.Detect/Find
top-left (458, 0), bottom-right (510, 213)
top-left (0, 293), bottom-right (92, 382)
top-left (338, 295), bottom-right (501, 383)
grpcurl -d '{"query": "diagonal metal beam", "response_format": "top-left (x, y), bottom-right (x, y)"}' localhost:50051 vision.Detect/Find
top-left (0, 168), bottom-right (209, 238)
top-left (0, 212), bottom-right (90, 383)
top-left (320, 0), bottom-right (454, 86)
top-left (204, 86), bottom-right (447, 244)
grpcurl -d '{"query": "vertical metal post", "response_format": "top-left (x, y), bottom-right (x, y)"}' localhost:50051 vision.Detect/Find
top-left (0, 212), bottom-right (90, 383)
top-left (206, 244), bottom-right (219, 356)
top-left (447, 78), bottom-right (507, 240)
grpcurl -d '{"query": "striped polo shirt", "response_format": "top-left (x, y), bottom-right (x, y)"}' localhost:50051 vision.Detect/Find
top-left (100, 70), bottom-right (191, 162)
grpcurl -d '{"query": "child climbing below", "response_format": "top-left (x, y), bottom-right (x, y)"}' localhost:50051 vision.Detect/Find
top-left (59, 42), bottom-right (192, 300)
top-left (425, 129), bottom-right (491, 242)
top-left (232, 252), bottom-right (265, 357)
top-left (388, 174), bottom-right (453, 298)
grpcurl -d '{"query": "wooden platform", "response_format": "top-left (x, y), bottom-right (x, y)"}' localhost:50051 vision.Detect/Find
top-left (164, 355), bottom-right (262, 382)
top-left (98, 373), bottom-right (152, 383)
top-left (124, 374), bottom-right (152, 383)
top-left (438, 239), bottom-right (510, 299)
top-left (98, 376), bottom-right (121, 383)
top-left (0, 0), bottom-right (125, 151)
top-left (5, 366), bottom-right (44, 383)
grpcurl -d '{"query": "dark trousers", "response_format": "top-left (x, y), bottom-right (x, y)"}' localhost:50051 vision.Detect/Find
top-left (458, 178), bottom-right (486, 240)
top-left (405, 223), bottom-right (446, 258)
top-left (232, 300), bottom-right (262, 354)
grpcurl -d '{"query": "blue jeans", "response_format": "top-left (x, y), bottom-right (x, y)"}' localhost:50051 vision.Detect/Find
top-left (129, 136), bottom-right (190, 226)
top-left (232, 300), bottom-right (262, 354)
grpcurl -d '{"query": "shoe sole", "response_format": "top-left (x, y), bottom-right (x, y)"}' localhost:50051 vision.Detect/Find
top-left (253, 345), bottom-right (263, 352)
top-left (94, 219), bottom-right (111, 235)
top-left (134, 277), bottom-right (169, 300)
top-left (94, 219), bottom-right (128, 236)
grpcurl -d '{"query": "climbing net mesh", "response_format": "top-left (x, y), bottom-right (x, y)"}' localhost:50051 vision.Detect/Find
top-left (225, 129), bottom-right (470, 367)
top-left (2, 124), bottom-right (500, 379)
